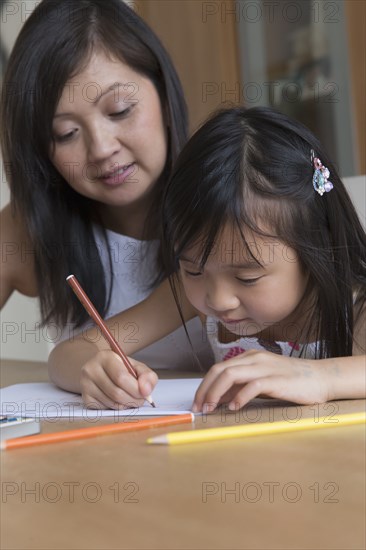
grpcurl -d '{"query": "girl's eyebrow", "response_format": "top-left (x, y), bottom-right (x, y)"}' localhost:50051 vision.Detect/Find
top-left (53, 82), bottom-right (126, 118)
top-left (179, 255), bottom-right (263, 269)
top-left (178, 255), bottom-right (195, 263)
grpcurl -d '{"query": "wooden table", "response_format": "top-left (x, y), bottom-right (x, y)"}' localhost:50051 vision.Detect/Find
top-left (1, 360), bottom-right (365, 550)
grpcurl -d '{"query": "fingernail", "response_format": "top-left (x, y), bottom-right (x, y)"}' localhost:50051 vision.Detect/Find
top-left (191, 403), bottom-right (198, 413)
top-left (202, 403), bottom-right (215, 414)
top-left (143, 382), bottom-right (152, 395)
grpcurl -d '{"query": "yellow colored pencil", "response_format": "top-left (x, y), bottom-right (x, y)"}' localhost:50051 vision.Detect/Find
top-left (146, 411), bottom-right (366, 446)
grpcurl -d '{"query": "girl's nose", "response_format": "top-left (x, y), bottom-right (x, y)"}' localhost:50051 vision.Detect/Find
top-left (205, 281), bottom-right (240, 314)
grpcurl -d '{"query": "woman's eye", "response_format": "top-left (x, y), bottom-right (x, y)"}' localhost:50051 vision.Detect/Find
top-left (110, 106), bottom-right (132, 118)
top-left (54, 130), bottom-right (76, 143)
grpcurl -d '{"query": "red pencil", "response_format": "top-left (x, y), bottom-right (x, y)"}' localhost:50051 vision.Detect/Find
top-left (66, 274), bottom-right (156, 407)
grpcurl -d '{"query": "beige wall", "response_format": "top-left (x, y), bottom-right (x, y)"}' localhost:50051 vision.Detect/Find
top-left (135, 0), bottom-right (240, 132)
top-left (136, 0), bottom-right (365, 172)
top-left (345, 0), bottom-right (366, 173)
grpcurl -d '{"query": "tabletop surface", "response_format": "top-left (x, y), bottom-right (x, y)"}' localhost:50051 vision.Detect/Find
top-left (1, 359), bottom-right (365, 550)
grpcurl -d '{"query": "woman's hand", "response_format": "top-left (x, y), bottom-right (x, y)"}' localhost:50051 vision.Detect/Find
top-left (79, 351), bottom-right (158, 409)
top-left (192, 350), bottom-right (331, 413)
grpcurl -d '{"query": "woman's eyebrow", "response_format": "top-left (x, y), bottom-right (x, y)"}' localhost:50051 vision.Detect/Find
top-left (227, 261), bottom-right (263, 269)
top-left (53, 82), bottom-right (126, 118)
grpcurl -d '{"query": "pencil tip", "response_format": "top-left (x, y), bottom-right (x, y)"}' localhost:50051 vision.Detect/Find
top-left (145, 395), bottom-right (156, 408)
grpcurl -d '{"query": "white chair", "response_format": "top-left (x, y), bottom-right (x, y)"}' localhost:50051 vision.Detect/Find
top-left (343, 175), bottom-right (366, 228)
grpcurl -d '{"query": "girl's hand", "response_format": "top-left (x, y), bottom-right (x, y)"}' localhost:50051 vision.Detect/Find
top-left (192, 350), bottom-right (331, 413)
top-left (79, 351), bottom-right (158, 409)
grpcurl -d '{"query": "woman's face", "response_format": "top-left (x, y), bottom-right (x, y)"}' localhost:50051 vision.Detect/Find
top-left (50, 51), bottom-right (167, 224)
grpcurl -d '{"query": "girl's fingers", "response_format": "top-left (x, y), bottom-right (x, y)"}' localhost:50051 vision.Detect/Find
top-left (81, 393), bottom-right (109, 410)
top-left (226, 377), bottom-right (289, 410)
top-left (81, 354), bottom-right (148, 407)
top-left (81, 381), bottom-right (137, 410)
top-left (192, 349), bottom-right (331, 413)
top-left (193, 354), bottom-right (257, 409)
top-left (90, 365), bottom-right (142, 403)
top-left (193, 363), bottom-right (232, 410)
top-left (104, 353), bottom-right (158, 398)
top-left (199, 367), bottom-right (260, 412)
top-left (104, 354), bottom-right (158, 399)
top-left (81, 376), bottom-right (145, 409)
top-left (193, 356), bottom-right (275, 411)
top-left (130, 359), bottom-right (159, 397)
top-left (217, 386), bottom-right (242, 406)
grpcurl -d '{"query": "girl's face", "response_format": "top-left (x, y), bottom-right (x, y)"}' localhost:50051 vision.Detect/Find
top-left (50, 51), bottom-right (167, 226)
top-left (179, 225), bottom-right (309, 341)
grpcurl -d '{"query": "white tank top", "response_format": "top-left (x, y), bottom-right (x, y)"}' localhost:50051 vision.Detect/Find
top-left (57, 227), bottom-right (213, 371)
top-left (206, 316), bottom-right (318, 363)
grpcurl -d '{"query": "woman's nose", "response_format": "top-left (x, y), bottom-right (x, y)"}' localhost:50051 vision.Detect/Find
top-left (87, 123), bottom-right (121, 163)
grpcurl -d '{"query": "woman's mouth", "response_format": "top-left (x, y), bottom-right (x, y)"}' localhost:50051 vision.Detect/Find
top-left (100, 162), bottom-right (136, 186)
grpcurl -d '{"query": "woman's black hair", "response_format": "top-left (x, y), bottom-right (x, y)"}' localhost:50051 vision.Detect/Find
top-left (1, 0), bottom-right (188, 327)
top-left (162, 106), bottom-right (366, 358)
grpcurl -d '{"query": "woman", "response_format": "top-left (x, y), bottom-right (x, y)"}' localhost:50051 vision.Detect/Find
top-left (0, 0), bottom-right (212, 370)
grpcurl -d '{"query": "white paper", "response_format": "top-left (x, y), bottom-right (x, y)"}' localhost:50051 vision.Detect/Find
top-left (0, 379), bottom-right (203, 419)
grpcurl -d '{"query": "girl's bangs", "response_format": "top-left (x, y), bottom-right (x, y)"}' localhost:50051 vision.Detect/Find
top-left (173, 175), bottom-right (287, 271)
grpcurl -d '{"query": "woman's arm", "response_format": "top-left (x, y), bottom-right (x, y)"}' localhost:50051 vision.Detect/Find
top-left (0, 204), bottom-right (38, 307)
top-left (48, 277), bottom-right (197, 405)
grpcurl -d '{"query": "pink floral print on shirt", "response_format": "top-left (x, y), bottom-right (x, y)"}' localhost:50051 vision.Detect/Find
top-left (223, 347), bottom-right (246, 361)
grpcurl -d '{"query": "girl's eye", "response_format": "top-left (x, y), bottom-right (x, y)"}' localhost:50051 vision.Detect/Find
top-left (236, 277), bottom-right (261, 285)
top-left (183, 269), bottom-right (202, 278)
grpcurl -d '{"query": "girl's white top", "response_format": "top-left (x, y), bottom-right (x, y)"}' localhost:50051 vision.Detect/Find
top-left (206, 316), bottom-right (318, 362)
top-left (55, 228), bottom-right (213, 370)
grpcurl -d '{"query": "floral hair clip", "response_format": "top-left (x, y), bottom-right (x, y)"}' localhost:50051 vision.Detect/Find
top-left (311, 150), bottom-right (333, 196)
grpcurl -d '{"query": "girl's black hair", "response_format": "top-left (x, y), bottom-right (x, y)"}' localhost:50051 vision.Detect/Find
top-left (162, 106), bottom-right (366, 358)
top-left (1, 0), bottom-right (188, 327)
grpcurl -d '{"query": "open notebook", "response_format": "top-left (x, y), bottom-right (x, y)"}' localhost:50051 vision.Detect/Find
top-left (0, 379), bottom-right (203, 419)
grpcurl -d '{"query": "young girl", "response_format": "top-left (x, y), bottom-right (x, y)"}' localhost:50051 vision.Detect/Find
top-left (0, 0), bottom-right (212, 370)
top-left (49, 106), bottom-right (365, 411)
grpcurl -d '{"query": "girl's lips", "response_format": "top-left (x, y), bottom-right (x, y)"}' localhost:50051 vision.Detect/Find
top-left (220, 317), bottom-right (248, 324)
top-left (100, 162), bottom-right (136, 186)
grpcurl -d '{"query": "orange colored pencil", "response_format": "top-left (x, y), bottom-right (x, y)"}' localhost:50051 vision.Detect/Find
top-left (1, 413), bottom-right (194, 450)
top-left (66, 274), bottom-right (156, 407)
